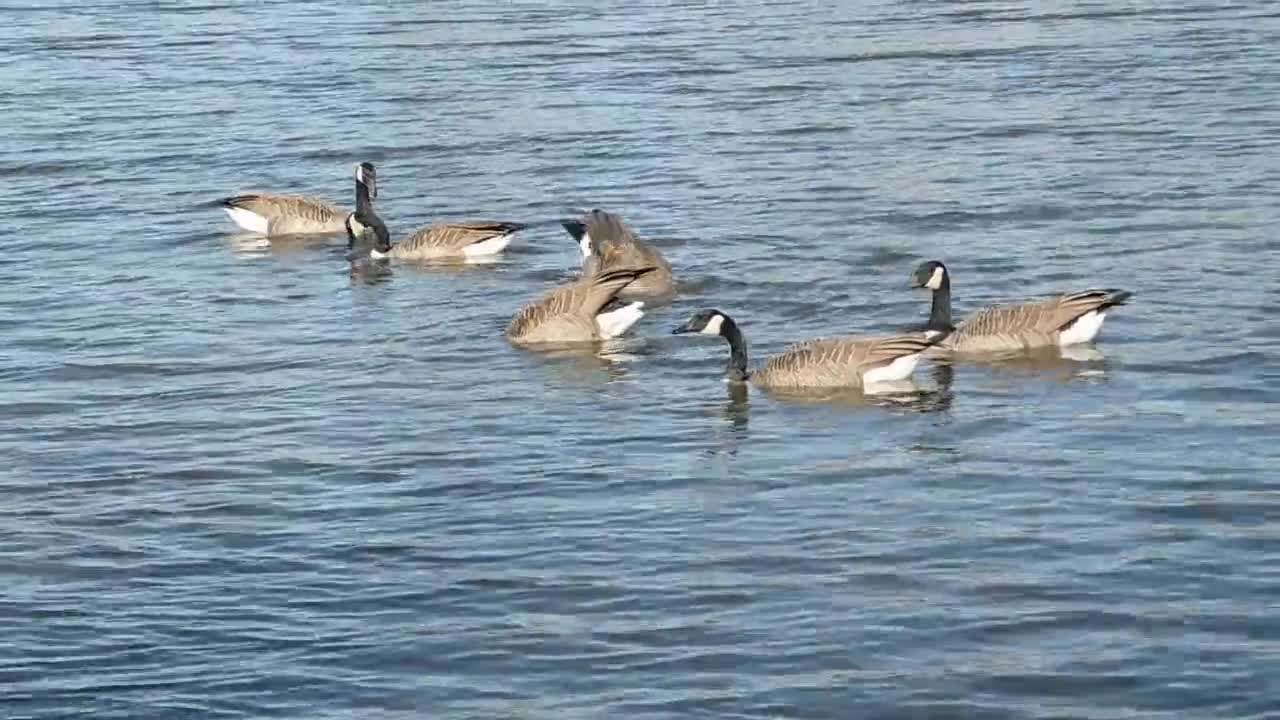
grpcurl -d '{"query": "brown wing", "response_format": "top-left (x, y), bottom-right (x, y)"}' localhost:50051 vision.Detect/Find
top-left (399, 220), bottom-right (526, 252)
top-left (580, 210), bottom-right (639, 248)
top-left (506, 266), bottom-right (654, 340)
top-left (590, 224), bottom-right (674, 297)
top-left (220, 194), bottom-right (346, 224)
top-left (950, 289), bottom-right (1130, 349)
top-left (757, 334), bottom-right (934, 387)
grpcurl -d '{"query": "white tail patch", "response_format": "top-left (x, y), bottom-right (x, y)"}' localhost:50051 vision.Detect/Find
top-left (862, 353), bottom-right (922, 385)
top-left (596, 301), bottom-right (645, 339)
top-left (462, 233), bottom-right (514, 258)
top-left (1058, 310), bottom-right (1107, 346)
top-left (223, 207), bottom-right (270, 235)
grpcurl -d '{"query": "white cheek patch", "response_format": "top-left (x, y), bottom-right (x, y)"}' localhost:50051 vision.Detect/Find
top-left (926, 266), bottom-right (944, 290)
top-left (579, 232), bottom-right (593, 258)
top-left (349, 216), bottom-right (367, 236)
top-left (356, 166), bottom-right (365, 184)
top-left (700, 314), bottom-right (725, 336)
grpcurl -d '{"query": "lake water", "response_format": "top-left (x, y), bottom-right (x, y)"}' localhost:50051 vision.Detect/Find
top-left (3, 2), bottom-right (1279, 718)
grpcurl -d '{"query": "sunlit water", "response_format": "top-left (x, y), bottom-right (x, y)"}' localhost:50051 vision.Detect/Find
top-left (3, 2), bottom-right (1278, 718)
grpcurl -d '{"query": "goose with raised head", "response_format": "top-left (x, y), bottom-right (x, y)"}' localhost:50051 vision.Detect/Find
top-left (672, 309), bottom-right (939, 390)
top-left (219, 163), bottom-right (373, 236)
top-left (343, 162), bottom-right (390, 257)
top-left (910, 260), bottom-right (1132, 353)
top-left (506, 262), bottom-right (657, 346)
top-left (561, 209), bottom-right (674, 298)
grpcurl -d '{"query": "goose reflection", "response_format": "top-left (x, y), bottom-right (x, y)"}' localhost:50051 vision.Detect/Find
top-left (522, 338), bottom-right (646, 386)
top-left (226, 231), bottom-right (337, 258)
top-left (948, 345), bottom-right (1111, 384)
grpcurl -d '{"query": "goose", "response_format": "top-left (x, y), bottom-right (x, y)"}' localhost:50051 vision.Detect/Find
top-left (560, 209), bottom-right (674, 298)
top-left (506, 262), bottom-right (657, 346)
top-left (910, 260), bottom-right (1132, 353)
top-left (672, 309), bottom-right (939, 390)
top-left (219, 163), bottom-right (372, 236)
top-left (368, 220), bottom-right (527, 262)
top-left (343, 162), bottom-right (390, 257)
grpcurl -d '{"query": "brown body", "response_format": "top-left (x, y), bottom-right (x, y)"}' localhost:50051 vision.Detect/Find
top-left (385, 221), bottom-right (526, 261)
top-left (753, 334), bottom-right (936, 389)
top-left (938, 290), bottom-right (1127, 354)
top-left (220, 194), bottom-right (348, 235)
top-left (506, 265), bottom-right (654, 346)
top-left (567, 210), bottom-right (675, 299)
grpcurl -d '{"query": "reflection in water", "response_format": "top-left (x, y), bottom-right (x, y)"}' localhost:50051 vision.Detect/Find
top-left (704, 381), bottom-right (751, 459)
top-left (520, 339), bottom-right (645, 386)
top-left (225, 232), bottom-right (339, 258)
top-left (722, 381), bottom-right (750, 434)
top-left (349, 257), bottom-right (394, 285)
top-left (395, 256), bottom-right (508, 274)
top-left (758, 361), bottom-right (956, 415)
top-left (946, 345), bottom-right (1111, 384)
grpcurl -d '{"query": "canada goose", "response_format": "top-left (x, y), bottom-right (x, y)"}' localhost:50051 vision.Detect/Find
top-left (560, 209), bottom-right (674, 298)
top-left (369, 220), bottom-right (527, 262)
top-left (672, 309), bottom-right (938, 390)
top-left (910, 260), bottom-right (1133, 353)
top-left (219, 163), bottom-right (373, 236)
top-left (343, 162), bottom-right (390, 256)
top-left (506, 264), bottom-right (656, 346)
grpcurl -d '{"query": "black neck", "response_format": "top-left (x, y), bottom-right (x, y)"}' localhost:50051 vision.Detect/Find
top-left (720, 317), bottom-right (750, 382)
top-left (928, 274), bottom-right (953, 331)
top-left (350, 180), bottom-right (390, 250)
top-left (355, 179), bottom-right (372, 213)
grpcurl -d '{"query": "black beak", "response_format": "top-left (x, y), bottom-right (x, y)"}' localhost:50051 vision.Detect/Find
top-left (910, 273), bottom-right (927, 288)
top-left (672, 325), bottom-right (694, 335)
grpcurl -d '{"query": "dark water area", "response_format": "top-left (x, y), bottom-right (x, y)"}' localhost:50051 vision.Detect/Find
top-left (2, 2), bottom-right (1278, 718)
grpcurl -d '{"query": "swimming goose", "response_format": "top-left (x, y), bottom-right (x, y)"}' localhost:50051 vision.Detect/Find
top-left (561, 209), bottom-right (674, 298)
top-left (219, 163), bottom-right (373, 236)
top-left (910, 260), bottom-right (1132, 353)
top-left (343, 162), bottom-right (390, 255)
top-left (369, 220), bottom-right (527, 262)
top-left (673, 309), bottom-right (938, 389)
top-left (506, 263), bottom-right (656, 346)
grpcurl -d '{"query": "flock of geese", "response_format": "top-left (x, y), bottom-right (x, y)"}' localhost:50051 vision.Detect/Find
top-left (220, 162), bottom-right (1133, 395)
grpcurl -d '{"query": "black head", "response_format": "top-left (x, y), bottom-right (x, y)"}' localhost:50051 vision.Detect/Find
top-left (355, 162), bottom-right (378, 199)
top-left (672, 309), bottom-right (731, 336)
top-left (911, 260), bottom-right (949, 290)
top-left (561, 216), bottom-right (606, 258)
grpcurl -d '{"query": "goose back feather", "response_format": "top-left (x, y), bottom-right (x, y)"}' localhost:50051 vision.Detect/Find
top-left (562, 209), bottom-right (674, 298)
top-left (220, 194), bottom-right (347, 235)
top-left (386, 220), bottom-right (527, 260)
top-left (506, 265), bottom-right (655, 345)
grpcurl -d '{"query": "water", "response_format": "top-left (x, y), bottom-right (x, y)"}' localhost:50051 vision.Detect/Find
top-left (3, 2), bottom-right (1279, 718)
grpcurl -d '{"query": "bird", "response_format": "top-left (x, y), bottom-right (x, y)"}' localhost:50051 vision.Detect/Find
top-left (343, 162), bottom-right (390, 258)
top-left (369, 220), bottom-right (527, 262)
top-left (672, 309), bottom-right (938, 390)
top-left (218, 163), bottom-right (369, 236)
top-left (909, 260), bottom-right (1132, 353)
top-left (506, 261), bottom-right (657, 346)
top-left (560, 209), bottom-right (674, 298)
